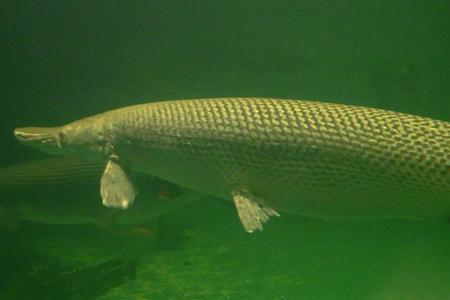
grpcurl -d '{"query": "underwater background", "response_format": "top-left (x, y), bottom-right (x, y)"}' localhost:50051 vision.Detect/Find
top-left (1, 1), bottom-right (449, 299)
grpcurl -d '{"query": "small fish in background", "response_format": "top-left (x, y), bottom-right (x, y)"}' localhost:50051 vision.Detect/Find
top-left (370, 61), bottom-right (422, 95)
top-left (14, 98), bottom-right (450, 233)
top-left (368, 60), bottom-right (430, 112)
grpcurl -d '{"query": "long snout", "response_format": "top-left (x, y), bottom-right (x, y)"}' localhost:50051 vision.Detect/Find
top-left (14, 127), bottom-right (59, 144)
top-left (14, 126), bottom-right (63, 154)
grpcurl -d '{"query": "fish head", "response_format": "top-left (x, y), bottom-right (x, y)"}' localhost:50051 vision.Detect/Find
top-left (14, 126), bottom-right (66, 155)
top-left (15, 117), bottom-right (107, 160)
top-left (58, 117), bottom-right (108, 159)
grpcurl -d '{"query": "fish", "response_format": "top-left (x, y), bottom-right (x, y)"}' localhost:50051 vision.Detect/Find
top-left (52, 258), bottom-right (139, 300)
top-left (0, 156), bottom-right (201, 225)
top-left (0, 229), bottom-right (139, 300)
top-left (14, 98), bottom-right (450, 232)
top-left (6, 254), bottom-right (138, 300)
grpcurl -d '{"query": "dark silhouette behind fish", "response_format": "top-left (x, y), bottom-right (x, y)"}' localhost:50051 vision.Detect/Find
top-left (0, 156), bottom-right (201, 225)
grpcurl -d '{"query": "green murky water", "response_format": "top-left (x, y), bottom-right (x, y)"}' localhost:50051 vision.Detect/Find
top-left (1, 1), bottom-right (449, 299)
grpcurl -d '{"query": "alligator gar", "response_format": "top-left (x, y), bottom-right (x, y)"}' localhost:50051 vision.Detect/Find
top-left (14, 98), bottom-right (450, 232)
top-left (0, 156), bottom-right (200, 225)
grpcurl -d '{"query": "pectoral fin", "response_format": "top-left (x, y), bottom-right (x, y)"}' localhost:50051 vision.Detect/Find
top-left (100, 160), bottom-right (136, 209)
top-left (231, 189), bottom-right (279, 233)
